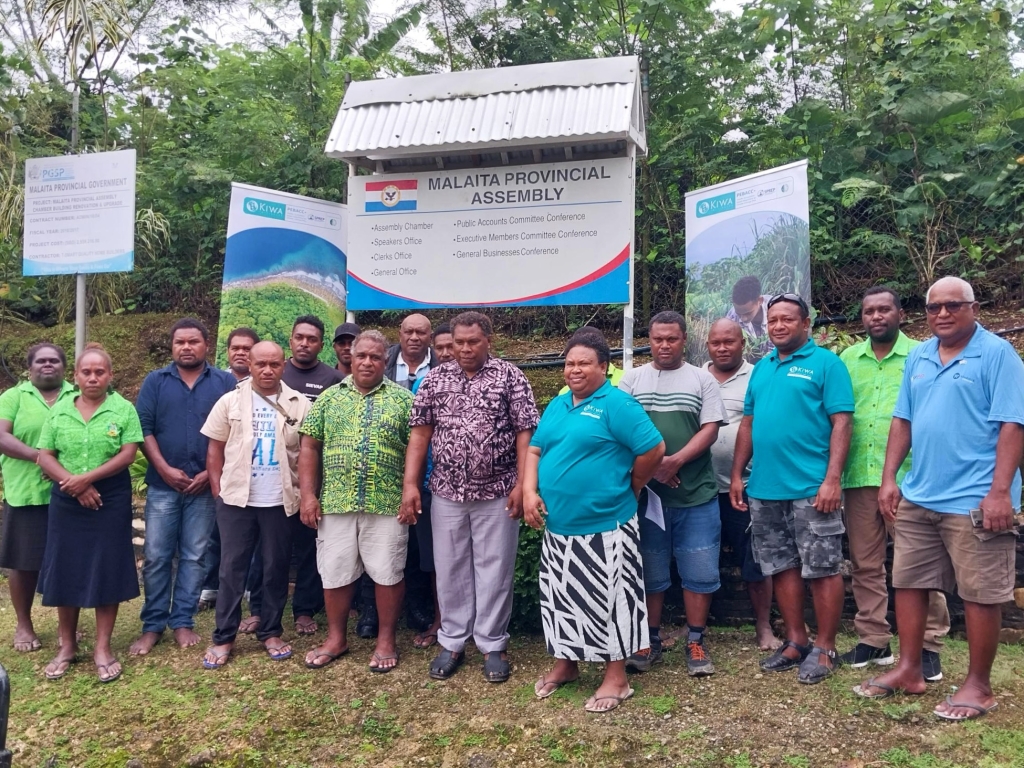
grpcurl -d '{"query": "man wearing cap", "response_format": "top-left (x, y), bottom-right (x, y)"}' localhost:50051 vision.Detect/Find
top-left (334, 322), bottom-right (360, 377)
top-left (730, 292), bottom-right (854, 685)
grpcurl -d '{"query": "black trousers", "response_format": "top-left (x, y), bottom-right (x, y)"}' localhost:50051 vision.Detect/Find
top-left (213, 502), bottom-right (292, 645)
top-left (248, 514), bottom-right (324, 618)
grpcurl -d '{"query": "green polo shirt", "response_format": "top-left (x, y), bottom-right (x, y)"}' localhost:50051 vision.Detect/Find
top-left (744, 339), bottom-right (854, 501)
top-left (0, 380), bottom-right (75, 506)
top-left (840, 332), bottom-right (917, 489)
top-left (531, 381), bottom-right (663, 536)
top-left (300, 377), bottom-right (413, 516)
top-left (38, 392), bottom-right (143, 475)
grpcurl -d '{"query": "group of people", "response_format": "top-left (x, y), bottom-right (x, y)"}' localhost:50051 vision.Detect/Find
top-left (0, 275), bottom-right (1020, 721)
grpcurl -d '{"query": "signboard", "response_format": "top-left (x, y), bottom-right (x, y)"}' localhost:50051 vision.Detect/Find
top-left (215, 183), bottom-right (347, 367)
top-left (684, 160), bottom-right (810, 366)
top-left (22, 149), bottom-right (137, 276)
top-left (347, 157), bottom-right (634, 308)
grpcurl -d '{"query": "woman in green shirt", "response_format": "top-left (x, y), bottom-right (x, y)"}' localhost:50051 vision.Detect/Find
top-left (0, 343), bottom-right (73, 653)
top-left (36, 343), bottom-right (143, 683)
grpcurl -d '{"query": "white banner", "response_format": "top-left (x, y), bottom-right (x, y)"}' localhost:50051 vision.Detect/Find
top-left (684, 160), bottom-right (810, 365)
top-left (22, 149), bottom-right (136, 276)
top-left (347, 157), bottom-right (634, 308)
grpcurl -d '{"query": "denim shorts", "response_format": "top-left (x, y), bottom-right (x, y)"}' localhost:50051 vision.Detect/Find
top-left (748, 496), bottom-right (845, 579)
top-left (638, 495), bottom-right (721, 594)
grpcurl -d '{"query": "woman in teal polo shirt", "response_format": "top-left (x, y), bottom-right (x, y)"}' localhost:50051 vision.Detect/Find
top-left (0, 343), bottom-right (74, 653)
top-left (36, 343), bottom-right (143, 683)
top-left (523, 333), bottom-right (664, 713)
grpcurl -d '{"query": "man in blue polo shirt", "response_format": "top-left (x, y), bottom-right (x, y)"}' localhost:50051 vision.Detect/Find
top-left (854, 276), bottom-right (1024, 721)
top-left (130, 318), bottom-right (237, 656)
top-left (730, 293), bottom-right (854, 685)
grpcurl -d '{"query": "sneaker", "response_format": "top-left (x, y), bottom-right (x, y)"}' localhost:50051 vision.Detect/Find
top-left (625, 644), bottom-right (663, 673)
top-left (685, 634), bottom-right (715, 677)
top-left (838, 642), bottom-right (895, 668)
top-left (921, 649), bottom-right (943, 682)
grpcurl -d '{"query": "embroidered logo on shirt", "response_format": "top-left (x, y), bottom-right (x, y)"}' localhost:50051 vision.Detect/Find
top-left (106, 423), bottom-right (119, 437)
top-left (580, 404), bottom-right (604, 420)
top-left (787, 365), bottom-right (814, 380)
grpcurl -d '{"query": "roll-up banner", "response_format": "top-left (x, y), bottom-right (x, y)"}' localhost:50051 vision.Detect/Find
top-left (346, 157), bottom-right (634, 308)
top-left (684, 160), bottom-right (811, 366)
top-left (216, 183), bottom-right (348, 367)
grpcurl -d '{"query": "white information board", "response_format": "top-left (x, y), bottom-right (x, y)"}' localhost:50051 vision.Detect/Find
top-left (347, 157), bottom-right (634, 308)
top-left (22, 149), bottom-right (136, 276)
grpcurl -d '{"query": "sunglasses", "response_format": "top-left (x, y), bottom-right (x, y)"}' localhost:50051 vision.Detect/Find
top-left (767, 292), bottom-right (809, 313)
top-left (925, 301), bottom-right (973, 316)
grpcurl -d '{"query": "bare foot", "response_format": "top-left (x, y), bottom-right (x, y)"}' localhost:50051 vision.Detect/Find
top-left (173, 627), bottom-right (202, 648)
top-left (756, 625), bottom-right (783, 651)
top-left (129, 631), bottom-right (161, 656)
top-left (295, 615), bottom-right (318, 635)
top-left (13, 625), bottom-right (42, 652)
top-left (239, 615), bottom-right (260, 634)
top-left (857, 667), bottom-right (927, 697)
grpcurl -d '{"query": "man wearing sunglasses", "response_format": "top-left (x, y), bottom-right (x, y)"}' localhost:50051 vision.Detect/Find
top-left (854, 277), bottom-right (1024, 722)
top-left (730, 292), bottom-right (854, 685)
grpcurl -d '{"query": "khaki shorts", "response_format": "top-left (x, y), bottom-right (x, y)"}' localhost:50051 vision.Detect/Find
top-left (891, 499), bottom-right (1016, 605)
top-left (316, 513), bottom-right (408, 588)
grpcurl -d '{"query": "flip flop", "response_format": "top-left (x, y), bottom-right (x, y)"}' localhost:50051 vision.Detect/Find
top-left (535, 676), bottom-right (578, 699)
top-left (294, 617), bottom-right (318, 636)
top-left (96, 661), bottom-right (123, 683)
top-left (369, 651), bottom-right (400, 674)
top-left (305, 647), bottom-right (349, 670)
top-left (933, 695), bottom-right (999, 721)
top-left (202, 648), bottom-right (232, 670)
top-left (44, 656), bottom-right (78, 681)
top-left (265, 643), bottom-right (293, 661)
top-left (14, 637), bottom-right (42, 653)
top-left (853, 677), bottom-right (898, 699)
top-left (239, 616), bottom-right (260, 634)
top-left (584, 688), bottom-right (635, 713)
top-left (413, 631), bottom-right (438, 649)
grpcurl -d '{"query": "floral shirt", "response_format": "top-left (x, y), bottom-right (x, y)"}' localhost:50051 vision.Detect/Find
top-left (410, 357), bottom-right (539, 502)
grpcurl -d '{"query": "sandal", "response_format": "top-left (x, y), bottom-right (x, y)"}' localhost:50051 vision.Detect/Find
top-left (369, 650), bottom-right (400, 674)
top-left (265, 642), bottom-right (293, 661)
top-left (429, 649), bottom-right (464, 680)
top-left (853, 677), bottom-right (901, 699)
top-left (584, 688), bottom-right (634, 713)
top-left (760, 640), bottom-right (811, 673)
top-left (14, 637), bottom-right (42, 653)
top-left (934, 695), bottom-right (999, 721)
top-left (305, 647), bottom-right (349, 670)
top-left (44, 656), bottom-right (77, 681)
top-left (202, 647), bottom-right (232, 670)
top-left (535, 675), bottom-right (578, 699)
top-left (482, 652), bottom-right (510, 683)
top-left (798, 646), bottom-right (841, 685)
top-left (239, 616), bottom-right (260, 634)
top-left (96, 661), bottom-right (123, 683)
top-left (413, 631), bottom-right (438, 649)
top-left (294, 616), bottom-right (318, 635)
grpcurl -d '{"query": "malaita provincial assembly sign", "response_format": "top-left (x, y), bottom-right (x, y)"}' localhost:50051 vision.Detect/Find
top-left (348, 157), bottom-right (634, 308)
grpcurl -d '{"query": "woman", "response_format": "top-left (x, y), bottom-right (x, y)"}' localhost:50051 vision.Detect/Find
top-left (36, 343), bottom-right (143, 682)
top-left (0, 344), bottom-right (74, 652)
top-left (523, 333), bottom-right (665, 713)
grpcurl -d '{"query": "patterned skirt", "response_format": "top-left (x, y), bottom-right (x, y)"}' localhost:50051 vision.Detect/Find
top-left (539, 514), bottom-right (649, 662)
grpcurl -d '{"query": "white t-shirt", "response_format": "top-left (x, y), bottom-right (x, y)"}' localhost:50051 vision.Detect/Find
top-left (703, 361), bottom-right (753, 493)
top-left (248, 394), bottom-right (283, 507)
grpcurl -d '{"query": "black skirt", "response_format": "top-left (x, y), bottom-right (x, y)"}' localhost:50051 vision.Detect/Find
top-left (37, 471), bottom-right (140, 608)
top-left (0, 501), bottom-right (50, 571)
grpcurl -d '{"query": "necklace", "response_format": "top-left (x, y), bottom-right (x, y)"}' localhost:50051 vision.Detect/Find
top-left (39, 389), bottom-right (60, 406)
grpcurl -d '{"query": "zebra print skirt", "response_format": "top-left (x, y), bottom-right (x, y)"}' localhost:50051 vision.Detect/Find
top-left (539, 514), bottom-right (649, 662)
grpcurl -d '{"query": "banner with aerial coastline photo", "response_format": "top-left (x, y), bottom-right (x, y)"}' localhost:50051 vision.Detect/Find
top-left (216, 183), bottom-right (347, 367)
top-left (684, 160), bottom-right (810, 367)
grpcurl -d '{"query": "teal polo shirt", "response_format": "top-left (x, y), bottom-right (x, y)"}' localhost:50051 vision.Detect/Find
top-left (744, 339), bottom-right (854, 501)
top-left (531, 381), bottom-right (663, 536)
top-left (894, 323), bottom-right (1024, 514)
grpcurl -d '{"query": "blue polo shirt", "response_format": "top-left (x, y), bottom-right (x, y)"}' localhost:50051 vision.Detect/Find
top-left (894, 323), bottom-right (1024, 514)
top-left (531, 381), bottom-right (663, 537)
top-left (744, 339), bottom-right (854, 501)
top-left (136, 362), bottom-right (238, 492)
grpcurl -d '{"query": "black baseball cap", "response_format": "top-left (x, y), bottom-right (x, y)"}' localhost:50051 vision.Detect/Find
top-left (333, 322), bottom-right (361, 341)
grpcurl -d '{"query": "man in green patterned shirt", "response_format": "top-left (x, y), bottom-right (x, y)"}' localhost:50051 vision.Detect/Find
top-left (839, 287), bottom-right (949, 678)
top-left (298, 330), bottom-right (413, 674)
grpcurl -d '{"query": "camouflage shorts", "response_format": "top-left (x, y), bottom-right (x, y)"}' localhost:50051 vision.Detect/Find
top-left (748, 497), bottom-right (845, 579)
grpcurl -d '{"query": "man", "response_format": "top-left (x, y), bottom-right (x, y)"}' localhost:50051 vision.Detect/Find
top-left (225, 328), bottom-right (259, 381)
top-left (839, 287), bottom-right (949, 678)
top-left (130, 319), bottom-right (236, 655)
top-left (401, 311), bottom-right (539, 683)
top-left (730, 293), bottom-right (854, 685)
top-left (725, 276), bottom-right (773, 358)
top-left (558, 327), bottom-right (624, 395)
top-left (385, 313), bottom-right (438, 389)
top-left (299, 331), bottom-right (413, 673)
top-left (432, 323), bottom-right (455, 364)
top-left (200, 327), bottom-right (260, 609)
top-left (855, 277), bottom-right (1024, 721)
top-left (333, 322), bottom-right (361, 377)
top-left (704, 318), bottom-right (780, 651)
top-left (200, 341), bottom-right (310, 668)
top-left (619, 310), bottom-right (727, 677)
top-left (278, 314), bottom-right (343, 635)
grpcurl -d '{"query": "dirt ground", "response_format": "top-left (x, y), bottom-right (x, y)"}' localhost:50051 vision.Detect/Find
top-left (1, 592), bottom-right (1023, 768)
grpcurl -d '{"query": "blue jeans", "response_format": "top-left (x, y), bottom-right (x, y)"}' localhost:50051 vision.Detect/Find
top-left (140, 486), bottom-right (217, 633)
top-left (638, 496), bottom-right (721, 594)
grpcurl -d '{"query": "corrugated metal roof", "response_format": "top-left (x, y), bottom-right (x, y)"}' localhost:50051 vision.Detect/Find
top-left (325, 56), bottom-right (645, 166)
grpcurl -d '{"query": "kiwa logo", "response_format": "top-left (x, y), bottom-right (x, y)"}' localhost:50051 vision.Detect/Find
top-left (243, 197), bottom-right (286, 220)
top-left (695, 191), bottom-right (736, 218)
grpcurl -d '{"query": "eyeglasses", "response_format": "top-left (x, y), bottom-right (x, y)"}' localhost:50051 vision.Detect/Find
top-left (767, 292), bottom-right (809, 313)
top-left (925, 301), bottom-right (973, 316)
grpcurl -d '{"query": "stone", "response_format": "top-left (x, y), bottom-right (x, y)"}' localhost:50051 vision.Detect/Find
top-left (998, 628), bottom-right (1024, 645)
top-left (186, 750), bottom-right (215, 768)
top-left (126, 760), bottom-right (143, 768)
top-left (1014, 588), bottom-right (1024, 610)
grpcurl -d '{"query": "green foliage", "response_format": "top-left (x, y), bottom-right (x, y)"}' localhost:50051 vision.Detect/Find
top-left (510, 524), bottom-right (543, 633)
